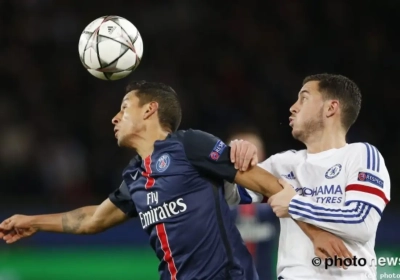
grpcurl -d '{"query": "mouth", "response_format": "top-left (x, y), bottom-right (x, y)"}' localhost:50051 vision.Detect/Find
top-left (114, 128), bottom-right (119, 138)
top-left (289, 117), bottom-right (294, 127)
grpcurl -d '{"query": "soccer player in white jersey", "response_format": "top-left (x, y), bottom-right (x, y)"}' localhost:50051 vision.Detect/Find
top-left (227, 73), bottom-right (391, 280)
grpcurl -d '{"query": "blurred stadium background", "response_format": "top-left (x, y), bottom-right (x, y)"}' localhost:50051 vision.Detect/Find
top-left (0, 0), bottom-right (399, 279)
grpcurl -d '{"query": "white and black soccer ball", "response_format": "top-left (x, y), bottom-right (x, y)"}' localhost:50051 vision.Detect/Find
top-left (78, 15), bottom-right (143, 81)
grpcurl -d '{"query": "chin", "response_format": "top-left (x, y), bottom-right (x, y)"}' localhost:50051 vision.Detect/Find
top-left (117, 136), bottom-right (127, 147)
top-left (291, 129), bottom-right (303, 141)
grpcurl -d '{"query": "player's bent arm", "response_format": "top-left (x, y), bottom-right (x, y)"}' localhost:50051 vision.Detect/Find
top-left (30, 199), bottom-right (128, 234)
top-left (289, 198), bottom-right (381, 243)
top-left (290, 143), bottom-right (390, 243)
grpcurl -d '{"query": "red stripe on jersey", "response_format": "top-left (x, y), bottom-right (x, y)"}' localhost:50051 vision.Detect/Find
top-left (142, 156), bottom-right (155, 189)
top-left (346, 184), bottom-right (389, 204)
top-left (156, 223), bottom-right (178, 280)
top-left (239, 205), bottom-right (257, 256)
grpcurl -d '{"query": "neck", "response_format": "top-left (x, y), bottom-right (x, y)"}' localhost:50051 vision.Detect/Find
top-left (304, 127), bottom-right (347, 154)
top-left (129, 126), bottom-right (170, 158)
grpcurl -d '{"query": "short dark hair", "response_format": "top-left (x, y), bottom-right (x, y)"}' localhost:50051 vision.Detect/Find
top-left (303, 73), bottom-right (362, 131)
top-left (126, 81), bottom-right (182, 132)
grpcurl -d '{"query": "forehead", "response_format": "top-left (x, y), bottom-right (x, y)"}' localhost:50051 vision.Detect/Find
top-left (299, 81), bottom-right (322, 98)
top-left (121, 90), bottom-right (138, 103)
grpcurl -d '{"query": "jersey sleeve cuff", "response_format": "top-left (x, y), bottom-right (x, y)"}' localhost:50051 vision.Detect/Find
top-left (108, 192), bottom-right (138, 218)
top-left (288, 194), bottom-right (306, 220)
top-left (345, 184), bottom-right (389, 215)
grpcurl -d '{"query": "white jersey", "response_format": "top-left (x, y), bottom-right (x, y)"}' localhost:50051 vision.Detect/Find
top-left (225, 143), bottom-right (390, 280)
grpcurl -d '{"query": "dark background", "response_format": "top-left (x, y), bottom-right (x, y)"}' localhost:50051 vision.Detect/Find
top-left (0, 1), bottom-right (399, 279)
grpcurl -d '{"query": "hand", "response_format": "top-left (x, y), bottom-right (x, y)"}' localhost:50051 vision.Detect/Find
top-left (312, 230), bottom-right (353, 269)
top-left (229, 139), bottom-right (258, 171)
top-left (0, 215), bottom-right (38, 244)
top-left (267, 179), bottom-right (297, 218)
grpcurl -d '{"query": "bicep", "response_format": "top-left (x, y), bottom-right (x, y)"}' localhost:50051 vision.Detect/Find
top-left (345, 144), bottom-right (390, 214)
top-left (183, 129), bottom-right (237, 182)
top-left (90, 198), bottom-right (129, 230)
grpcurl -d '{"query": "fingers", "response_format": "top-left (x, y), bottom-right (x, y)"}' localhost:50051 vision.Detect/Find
top-left (251, 154), bottom-right (258, 166)
top-left (2, 229), bottom-right (25, 244)
top-left (241, 145), bottom-right (258, 171)
top-left (229, 140), bottom-right (242, 169)
top-left (2, 229), bottom-right (17, 242)
top-left (315, 248), bottom-right (328, 262)
top-left (334, 241), bottom-right (353, 269)
top-left (230, 140), bottom-right (258, 171)
top-left (6, 232), bottom-right (22, 244)
top-left (238, 145), bottom-right (249, 171)
top-left (331, 243), bottom-right (346, 269)
top-left (0, 219), bottom-right (13, 231)
top-left (338, 241), bottom-right (353, 259)
top-left (322, 241), bottom-right (352, 269)
top-left (321, 247), bottom-right (334, 260)
top-left (230, 140), bottom-right (237, 163)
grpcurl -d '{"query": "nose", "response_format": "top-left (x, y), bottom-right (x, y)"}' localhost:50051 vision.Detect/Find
top-left (112, 112), bottom-right (121, 125)
top-left (289, 102), bottom-right (299, 115)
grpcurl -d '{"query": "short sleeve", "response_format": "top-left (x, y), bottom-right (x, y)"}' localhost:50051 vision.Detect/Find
top-left (182, 129), bottom-right (238, 182)
top-left (109, 181), bottom-right (138, 217)
top-left (345, 143), bottom-right (391, 215)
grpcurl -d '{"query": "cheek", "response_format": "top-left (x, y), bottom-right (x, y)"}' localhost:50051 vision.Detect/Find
top-left (122, 111), bottom-right (139, 127)
top-left (299, 104), bottom-right (316, 119)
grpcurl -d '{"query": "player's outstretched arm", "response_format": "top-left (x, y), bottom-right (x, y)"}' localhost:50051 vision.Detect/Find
top-left (0, 198), bottom-right (129, 244)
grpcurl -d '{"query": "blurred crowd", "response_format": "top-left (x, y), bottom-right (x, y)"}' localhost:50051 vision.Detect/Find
top-left (0, 0), bottom-right (398, 209)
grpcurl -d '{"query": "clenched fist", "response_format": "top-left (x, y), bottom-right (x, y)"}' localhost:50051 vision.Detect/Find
top-left (0, 215), bottom-right (38, 244)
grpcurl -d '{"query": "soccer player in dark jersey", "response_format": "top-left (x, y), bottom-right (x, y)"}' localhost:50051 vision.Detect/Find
top-left (0, 81), bottom-right (350, 280)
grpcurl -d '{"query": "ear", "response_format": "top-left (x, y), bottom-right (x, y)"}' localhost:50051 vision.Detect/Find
top-left (143, 101), bottom-right (159, 120)
top-left (326, 100), bottom-right (339, 118)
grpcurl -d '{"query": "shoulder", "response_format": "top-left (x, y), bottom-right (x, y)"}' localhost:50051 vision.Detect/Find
top-left (345, 142), bottom-right (386, 173)
top-left (347, 142), bottom-right (381, 153)
top-left (170, 129), bottom-right (227, 160)
top-left (346, 142), bottom-right (385, 161)
top-left (171, 129), bottom-right (216, 141)
top-left (270, 149), bottom-right (306, 162)
top-left (257, 149), bottom-right (305, 172)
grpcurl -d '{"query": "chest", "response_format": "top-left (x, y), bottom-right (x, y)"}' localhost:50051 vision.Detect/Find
top-left (126, 153), bottom-right (191, 202)
top-left (277, 158), bottom-right (348, 205)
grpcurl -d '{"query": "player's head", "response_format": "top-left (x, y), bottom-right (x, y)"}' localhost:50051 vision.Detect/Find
top-left (112, 81), bottom-right (182, 147)
top-left (289, 73), bottom-right (361, 142)
top-left (227, 125), bottom-right (266, 161)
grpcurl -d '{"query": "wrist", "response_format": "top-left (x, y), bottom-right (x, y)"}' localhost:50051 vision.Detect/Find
top-left (306, 225), bottom-right (323, 242)
top-left (29, 215), bottom-right (45, 230)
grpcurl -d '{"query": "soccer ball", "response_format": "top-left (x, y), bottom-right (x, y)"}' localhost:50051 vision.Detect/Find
top-left (78, 15), bottom-right (143, 81)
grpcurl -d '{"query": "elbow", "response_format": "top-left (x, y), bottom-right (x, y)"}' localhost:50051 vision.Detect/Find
top-left (351, 224), bottom-right (375, 243)
top-left (82, 221), bottom-right (105, 234)
top-left (348, 208), bottom-right (379, 243)
top-left (345, 220), bottom-right (376, 243)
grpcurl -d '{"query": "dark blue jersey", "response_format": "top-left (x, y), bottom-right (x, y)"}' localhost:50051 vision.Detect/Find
top-left (109, 129), bottom-right (258, 280)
